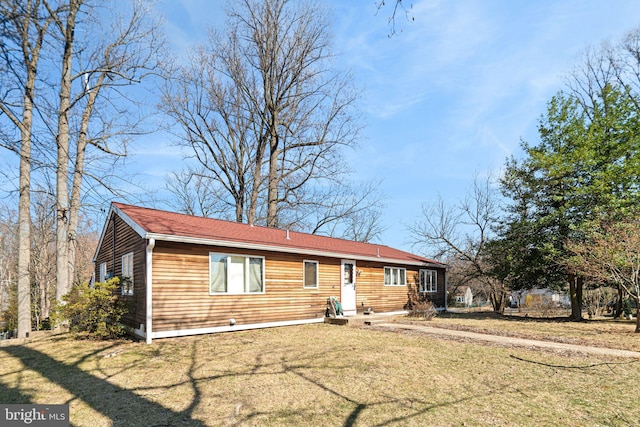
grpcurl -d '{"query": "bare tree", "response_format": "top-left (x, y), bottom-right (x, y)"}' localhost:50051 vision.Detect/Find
top-left (43, 0), bottom-right (165, 300)
top-left (300, 180), bottom-right (386, 242)
top-left (30, 189), bottom-right (56, 329)
top-left (46, 0), bottom-right (80, 305)
top-left (161, 46), bottom-right (265, 223)
top-left (566, 219), bottom-right (640, 332)
top-left (0, 204), bottom-right (18, 320)
top-left (0, 0), bottom-right (56, 337)
top-left (408, 174), bottom-right (508, 312)
top-left (162, 0), bottom-right (365, 233)
top-left (165, 168), bottom-right (234, 219)
top-left (166, 167), bottom-right (387, 242)
top-left (375, 0), bottom-right (415, 37)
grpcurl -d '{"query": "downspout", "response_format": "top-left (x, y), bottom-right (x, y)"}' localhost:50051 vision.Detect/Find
top-left (145, 238), bottom-right (155, 344)
top-left (111, 214), bottom-right (116, 277)
top-left (444, 266), bottom-right (449, 312)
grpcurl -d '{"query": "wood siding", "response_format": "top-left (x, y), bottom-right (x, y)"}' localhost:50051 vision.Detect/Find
top-left (355, 263), bottom-right (445, 312)
top-left (150, 241), bottom-right (446, 333)
top-left (93, 213), bottom-right (147, 328)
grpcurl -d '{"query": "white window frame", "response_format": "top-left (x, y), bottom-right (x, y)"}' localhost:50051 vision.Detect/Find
top-left (99, 262), bottom-right (107, 283)
top-left (121, 252), bottom-right (134, 296)
top-left (384, 266), bottom-right (406, 286)
top-left (209, 252), bottom-right (265, 295)
top-left (303, 260), bottom-right (319, 289)
top-left (419, 269), bottom-right (437, 293)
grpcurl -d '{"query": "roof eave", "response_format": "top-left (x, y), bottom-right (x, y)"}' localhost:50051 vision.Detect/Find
top-left (92, 203), bottom-right (148, 263)
top-left (146, 232), bottom-right (444, 268)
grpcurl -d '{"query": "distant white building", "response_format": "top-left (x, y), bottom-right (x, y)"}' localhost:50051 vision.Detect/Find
top-left (510, 288), bottom-right (569, 308)
top-left (455, 286), bottom-right (474, 307)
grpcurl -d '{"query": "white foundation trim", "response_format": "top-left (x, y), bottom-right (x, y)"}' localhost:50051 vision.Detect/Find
top-left (150, 317), bottom-right (325, 340)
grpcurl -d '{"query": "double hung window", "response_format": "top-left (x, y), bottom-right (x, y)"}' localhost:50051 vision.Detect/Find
top-left (210, 253), bottom-right (264, 294)
top-left (384, 267), bottom-right (406, 286)
top-left (303, 260), bottom-right (319, 289)
top-left (419, 269), bottom-right (437, 293)
top-left (121, 252), bottom-right (134, 295)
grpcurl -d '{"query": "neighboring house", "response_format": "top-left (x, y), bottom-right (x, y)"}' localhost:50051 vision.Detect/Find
top-left (510, 288), bottom-right (569, 308)
top-left (93, 203), bottom-right (447, 343)
top-left (454, 286), bottom-right (473, 307)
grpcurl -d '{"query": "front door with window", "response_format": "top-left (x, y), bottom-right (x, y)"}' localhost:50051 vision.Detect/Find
top-left (341, 260), bottom-right (357, 315)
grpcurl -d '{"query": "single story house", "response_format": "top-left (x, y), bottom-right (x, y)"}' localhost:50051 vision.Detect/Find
top-left (93, 202), bottom-right (447, 343)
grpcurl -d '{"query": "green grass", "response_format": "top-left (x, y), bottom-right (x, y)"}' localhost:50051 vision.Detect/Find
top-left (0, 321), bottom-right (638, 426)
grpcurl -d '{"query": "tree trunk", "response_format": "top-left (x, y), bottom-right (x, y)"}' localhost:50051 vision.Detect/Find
top-left (67, 70), bottom-right (101, 286)
top-left (68, 152), bottom-right (82, 286)
top-left (17, 106), bottom-right (32, 338)
top-left (266, 132), bottom-right (279, 227)
top-left (8, 0), bottom-right (51, 338)
top-left (55, 2), bottom-right (80, 302)
top-left (490, 288), bottom-right (506, 314)
top-left (568, 274), bottom-right (583, 321)
top-left (234, 198), bottom-right (244, 223)
top-left (615, 284), bottom-right (623, 319)
top-left (248, 139), bottom-right (265, 225)
top-left (17, 32), bottom-right (38, 338)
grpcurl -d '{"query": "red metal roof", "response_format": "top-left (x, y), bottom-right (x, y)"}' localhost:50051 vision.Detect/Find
top-left (112, 202), bottom-right (442, 266)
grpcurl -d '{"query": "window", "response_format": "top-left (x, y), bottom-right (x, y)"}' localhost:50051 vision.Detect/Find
top-left (384, 267), bottom-right (406, 286)
top-left (121, 252), bottom-right (134, 295)
top-left (99, 262), bottom-right (107, 283)
top-left (303, 260), bottom-right (319, 288)
top-left (343, 262), bottom-right (354, 285)
top-left (210, 253), bottom-right (264, 294)
top-left (419, 269), bottom-right (437, 293)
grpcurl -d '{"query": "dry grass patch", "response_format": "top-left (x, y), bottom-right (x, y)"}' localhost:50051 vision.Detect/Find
top-left (401, 310), bottom-right (640, 352)
top-left (0, 325), bottom-right (638, 426)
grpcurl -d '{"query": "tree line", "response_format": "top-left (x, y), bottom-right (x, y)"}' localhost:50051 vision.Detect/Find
top-left (411, 28), bottom-right (640, 332)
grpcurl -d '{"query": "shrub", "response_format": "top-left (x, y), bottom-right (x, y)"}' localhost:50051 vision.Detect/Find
top-left (1, 284), bottom-right (18, 332)
top-left (53, 278), bottom-right (128, 339)
top-left (405, 283), bottom-right (437, 320)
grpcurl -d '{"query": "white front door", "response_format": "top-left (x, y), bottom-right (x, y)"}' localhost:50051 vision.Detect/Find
top-left (341, 260), bottom-right (357, 315)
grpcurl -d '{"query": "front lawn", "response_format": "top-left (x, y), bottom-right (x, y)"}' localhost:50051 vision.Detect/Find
top-left (0, 323), bottom-right (638, 426)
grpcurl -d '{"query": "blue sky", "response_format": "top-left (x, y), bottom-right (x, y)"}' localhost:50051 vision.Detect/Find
top-left (129, 0), bottom-right (639, 254)
top-left (78, 1), bottom-right (640, 254)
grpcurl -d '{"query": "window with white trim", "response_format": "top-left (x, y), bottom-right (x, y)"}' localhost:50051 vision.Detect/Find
top-left (99, 262), bottom-right (107, 283)
top-left (303, 260), bottom-right (319, 289)
top-left (121, 252), bottom-right (134, 295)
top-left (384, 267), bottom-right (406, 286)
top-left (210, 253), bottom-right (264, 294)
top-left (419, 269), bottom-right (437, 293)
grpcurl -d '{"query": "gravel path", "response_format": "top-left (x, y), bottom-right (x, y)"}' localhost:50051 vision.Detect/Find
top-left (377, 322), bottom-right (640, 358)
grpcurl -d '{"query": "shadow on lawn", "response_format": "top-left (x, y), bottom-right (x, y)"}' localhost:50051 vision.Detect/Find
top-left (280, 361), bottom-right (508, 427)
top-left (0, 343), bottom-right (207, 427)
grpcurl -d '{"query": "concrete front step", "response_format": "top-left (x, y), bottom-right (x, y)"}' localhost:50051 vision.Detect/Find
top-left (324, 312), bottom-right (404, 327)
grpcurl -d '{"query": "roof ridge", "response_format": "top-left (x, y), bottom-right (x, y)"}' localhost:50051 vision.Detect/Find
top-left (114, 201), bottom-right (392, 246)
top-left (111, 202), bottom-right (443, 266)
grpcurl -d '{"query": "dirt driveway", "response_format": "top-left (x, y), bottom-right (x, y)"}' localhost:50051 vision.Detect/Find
top-left (376, 322), bottom-right (640, 358)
